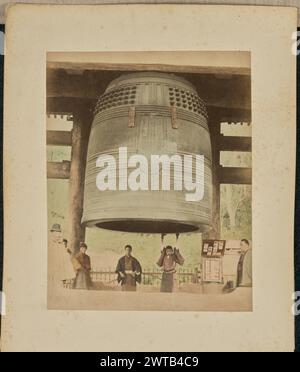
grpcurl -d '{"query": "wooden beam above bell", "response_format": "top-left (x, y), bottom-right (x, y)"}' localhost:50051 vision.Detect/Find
top-left (207, 106), bottom-right (251, 123)
top-left (219, 166), bottom-right (252, 185)
top-left (46, 68), bottom-right (251, 111)
top-left (47, 50), bottom-right (251, 75)
top-left (47, 130), bottom-right (72, 146)
top-left (46, 97), bottom-right (96, 116)
top-left (218, 135), bottom-right (252, 152)
top-left (47, 57), bottom-right (251, 75)
top-left (47, 161), bottom-right (70, 179)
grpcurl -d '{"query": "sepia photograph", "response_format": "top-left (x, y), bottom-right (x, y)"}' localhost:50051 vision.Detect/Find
top-left (2, 4), bottom-right (296, 351)
top-left (46, 51), bottom-right (252, 311)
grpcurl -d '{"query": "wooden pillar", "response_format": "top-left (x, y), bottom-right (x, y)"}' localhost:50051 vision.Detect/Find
top-left (68, 104), bottom-right (93, 254)
top-left (204, 112), bottom-right (221, 239)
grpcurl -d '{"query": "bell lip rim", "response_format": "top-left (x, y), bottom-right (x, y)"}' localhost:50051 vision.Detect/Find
top-left (82, 217), bottom-right (212, 234)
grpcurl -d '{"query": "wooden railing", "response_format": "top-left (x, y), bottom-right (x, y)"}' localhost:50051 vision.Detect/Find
top-left (63, 267), bottom-right (201, 289)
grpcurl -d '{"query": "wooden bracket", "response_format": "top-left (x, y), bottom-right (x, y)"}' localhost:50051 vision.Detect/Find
top-left (171, 106), bottom-right (178, 129)
top-left (128, 106), bottom-right (136, 128)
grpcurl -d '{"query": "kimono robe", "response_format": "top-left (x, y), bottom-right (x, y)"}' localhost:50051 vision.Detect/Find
top-left (157, 247), bottom-right (184, 293)
top-left (73, 252), bottom-right (93, 290)
top-left (237, 249), bottom-right (252, 287)
top-left (48, 235), bottom-right (75, 288)
top-left (116, 255), bottom-right (142, 291)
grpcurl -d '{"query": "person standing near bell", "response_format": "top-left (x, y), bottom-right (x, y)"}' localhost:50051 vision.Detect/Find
top-left (48, 224), bottom-right (75, 288)
top-left (236, 239), bottom-right (252, 287)
top-left (157, 233), bottom-right (185, 293)
top-left (72, 242), bottom-right (93, 290)
top-left (116, 245), bottom-right (142, 291)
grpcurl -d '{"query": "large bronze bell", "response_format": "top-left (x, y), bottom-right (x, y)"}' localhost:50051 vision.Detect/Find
top-left (82, 72), bottom-right (212, 233)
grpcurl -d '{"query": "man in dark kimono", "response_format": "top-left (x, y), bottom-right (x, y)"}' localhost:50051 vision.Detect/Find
top-left (157, 233), bottom-right (185, 293)
top-left (236, 239), bottom-right (252, 287)
top-left (116, 245), bottom-right (142, 291)
top-left (72, 242), bottom-right (93, 290)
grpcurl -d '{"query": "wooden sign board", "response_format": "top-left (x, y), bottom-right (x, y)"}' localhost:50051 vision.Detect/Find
top-left (202, 240), bottom-right (226, 258)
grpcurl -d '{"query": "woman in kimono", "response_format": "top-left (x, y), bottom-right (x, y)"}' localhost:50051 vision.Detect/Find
top-left (157, 233), bottom-right (185, 293)
top-left (72, 242), bottom-right (93, 290)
